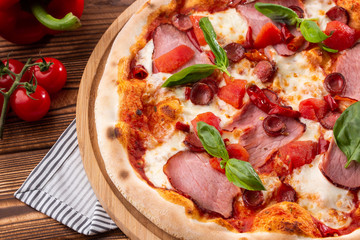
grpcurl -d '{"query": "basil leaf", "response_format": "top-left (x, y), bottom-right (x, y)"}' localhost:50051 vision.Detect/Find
top-left (300, 20), bottom-right (329, 43)
top-left (321, 44), bottom-right (339, 53)
top-left (199, 17), bottom-right (229, 69)
top-left (254, 3), bottom-right (299, 25)
top-left (220, 159), bottom-right (227, 169)
top-left (197, 121), bottom-right (229, 161)
top-left (333, 101), bottom-right (360, 168)
top-left (162, 64), bottom-right (217, 87)
top-left (225, 158), bottom-right (265, 191)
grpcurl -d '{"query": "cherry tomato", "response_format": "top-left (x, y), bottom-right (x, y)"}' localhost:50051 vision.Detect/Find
top-left (0, 59), bottom-right (31, 91)
top-left (10, 85), bottom-right (51, 122)
top-left (31, 57), bottom-right (67, 94)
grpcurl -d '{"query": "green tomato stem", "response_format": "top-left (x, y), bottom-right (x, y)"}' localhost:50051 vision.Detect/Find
top-left (0, 60), bottom-right (44, 139)
top-left (31, 2), bottom-right (81, 31)
top-left (0, 93), bottom-right (10, 139)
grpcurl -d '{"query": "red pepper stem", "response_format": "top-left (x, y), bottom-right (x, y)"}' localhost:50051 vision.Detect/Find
top-left (30, 2), bottom-right (81, 31)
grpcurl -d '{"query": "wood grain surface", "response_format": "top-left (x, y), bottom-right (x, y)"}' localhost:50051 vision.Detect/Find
top-left (76, 0), bottom-right (177, 238)
top-left (0, 0), bottom-right (135, 239)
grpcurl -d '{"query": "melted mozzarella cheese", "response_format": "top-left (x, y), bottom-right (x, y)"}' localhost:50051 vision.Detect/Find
top-left (230, 59), bottom-right (265, 88)
top-left (194, 8), bottom-right (248, 46)
top-left (288, 155), bottom-right (354, 228)
top-left (298, 118), bottom-right (321, 142)
top-left (144, 131), bottom-right (187, 189)
top-left (323, 130), bottom-right (334, 142)
top-left (175, 88), bottom-right (237, 129)
top-left (146, 72), bottom-right (171, 90)
top-left (136, 39), bottom-right (154, 75)
top-left (272, 51), bottom-right (327, 110)
top-left (230, 50), bottom-right (328, 111)
top-left (140, 1), bottom-right (357, 230)
top-left (208, 8), bottom-right (248, 45)
top-left (305, 0), bottom-right (335, 30)
top-left (261, 175), bottom-right (281, 203)
top-left (144, 73), bottom-right (178, 105)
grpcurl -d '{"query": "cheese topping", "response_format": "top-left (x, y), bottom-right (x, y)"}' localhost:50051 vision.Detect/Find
top-left (144, 131), bottom-right (187, 189)
top-left (194, 8), bottom-right (248, 46)
top-left (136, 39), bottom-right (154, 75)
top-left (305, 0), bottom-right (336, 30)
top-left (298, 118), bottom-right (321, 142)
top-left (208, 8), bottom-right (248, 45)
top-left (177, 95), bottom-right (237, 130)
top-left (288, 155), bottom-right (354, 228)
top-left (272, 51), bottom-right (327, 110)
top-left (136, 0), bottom-right (357, 232)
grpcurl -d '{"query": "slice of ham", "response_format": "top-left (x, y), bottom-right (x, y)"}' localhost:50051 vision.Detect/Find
top-left (152, 24), bottom-right (211, 73)
top-left (225, 98), bottom-right (305, 168)
top-left (320, 140), bottom-right (360, 189)
top-left (237, 0), bottom-right (304, 56)
top-left (164, 151), bottom-right (240, 218)
top-left (333, 44), bottom-right (360, 100)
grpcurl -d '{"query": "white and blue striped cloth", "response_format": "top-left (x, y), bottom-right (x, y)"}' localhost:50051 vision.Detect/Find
top-left (14, 120), bottom-right (118, 235)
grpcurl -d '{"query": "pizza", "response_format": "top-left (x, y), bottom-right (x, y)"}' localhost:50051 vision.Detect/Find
top-left (94, 0), bottom-right (360, 239)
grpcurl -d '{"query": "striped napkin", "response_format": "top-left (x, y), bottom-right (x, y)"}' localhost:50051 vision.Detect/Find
top-left (14, 120), bottom-right (118, 235)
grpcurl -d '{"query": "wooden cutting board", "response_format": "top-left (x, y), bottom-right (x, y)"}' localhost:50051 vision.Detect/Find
top-left (76, 1), bottom-right (176, 239)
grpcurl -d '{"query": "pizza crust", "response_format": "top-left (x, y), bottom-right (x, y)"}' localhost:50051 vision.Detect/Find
top-left (336, 0), bottom-right (360, 30)
top-left (94, 0), bottom-right (360, 239)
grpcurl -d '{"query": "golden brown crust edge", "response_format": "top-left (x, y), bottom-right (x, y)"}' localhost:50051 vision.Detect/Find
top-left (94, 0), bottom-right (360, 239)
top-left (336, 0), bottom-right (360, 29)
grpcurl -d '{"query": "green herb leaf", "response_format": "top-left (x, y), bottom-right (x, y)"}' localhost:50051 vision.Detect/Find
top-left (197, 121), bottom-right (229, 161)
top-left (321, 44), bottom-right (339, 53)
top-left (162, 17), bottom-right (231, 88)
top-left (254, 2), bottom-right (299, 25)
top-left (162, 64), bottom-right (217, 87)
top-left (225, 158), bottom-right (266, 191)
top-left (220, 159), bottom-right (227, 169)
top-left (300, 20), bottom-right (330, 43)
top-left (197, 121), bottom-right (265, 191)
top-left (199, 17), bottom-right (229, 69)
top-left (333, 101), bottom-right (360, 168)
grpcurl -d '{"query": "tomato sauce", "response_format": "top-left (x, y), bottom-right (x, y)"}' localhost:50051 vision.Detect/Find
top-left (125, 1), bottom-right (360, 236)
top-left (311, 190), bottom-right (360, 237)
top-left (227, 202), bottom-right (256, 232)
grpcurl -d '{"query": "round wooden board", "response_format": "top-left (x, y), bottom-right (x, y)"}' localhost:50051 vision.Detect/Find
top-left (76, 1), bottom-right (176, 239)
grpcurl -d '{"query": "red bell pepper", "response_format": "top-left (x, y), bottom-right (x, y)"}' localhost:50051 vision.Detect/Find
top-left (191, 112), bottom-right (222, 134)
top-left (226, 144), bottom-right (249, 162)
top-left (209, 157), bottom-right (225, 173)
top-left (278, 141), bottom-right (318, 172)
top-left (299, 98), bottom-right (329, 121)
top-left (218, 79), bottom-right (247, 109)
top-left (154, 45), bottom-right (195, 73)
top-left (189, 15), bottom-right (207, 46)
top-left (254, 22), bottom-right (283, 49)
top-left (0, 0), bottom-right (84, 44)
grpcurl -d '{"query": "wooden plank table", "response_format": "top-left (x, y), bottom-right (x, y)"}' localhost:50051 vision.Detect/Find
top-left (0, 0), bottom-right (134, 239)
